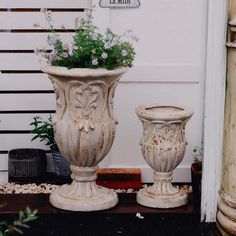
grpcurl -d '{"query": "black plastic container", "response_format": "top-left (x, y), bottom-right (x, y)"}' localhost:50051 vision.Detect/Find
top-left (8, 148), bottom-right (47, 181)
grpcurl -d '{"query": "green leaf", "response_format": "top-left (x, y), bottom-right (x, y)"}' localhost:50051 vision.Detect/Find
top-left (12, 226), bottom-right (23, 234)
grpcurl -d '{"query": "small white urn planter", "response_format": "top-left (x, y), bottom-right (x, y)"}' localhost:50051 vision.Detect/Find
top-left (136, 104), bottom-right (193, 208)
top-left (41, 65), bottom-right (128, 211)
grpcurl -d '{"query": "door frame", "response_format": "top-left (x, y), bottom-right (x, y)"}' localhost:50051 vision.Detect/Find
top-left (201, 0), bottom-right (227, 222)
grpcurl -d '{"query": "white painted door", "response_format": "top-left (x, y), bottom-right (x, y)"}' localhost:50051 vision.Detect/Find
top-left (93, 0), bottom-right (208, 182)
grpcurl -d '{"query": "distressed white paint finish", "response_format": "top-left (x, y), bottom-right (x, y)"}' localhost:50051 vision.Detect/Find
top-left (42, 65), bottom-right (128, 211)
top-left (201, 0), bottom-right (227, 222)
top-left (0, 0), bottom-right (90, 9)
top-left (0, 12), bottom-right (85, 30)
top-left (136, 104), bottom-right (193, 208)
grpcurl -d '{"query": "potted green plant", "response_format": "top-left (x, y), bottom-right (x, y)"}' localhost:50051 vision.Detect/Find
top-left (30, 116), bottom-right (71, 177)
top-left (35, 8), bottom-right (136, 211)
top-left (191, 147), bottom-right (203, 205)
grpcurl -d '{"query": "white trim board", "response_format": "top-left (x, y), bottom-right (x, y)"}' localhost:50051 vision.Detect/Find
top-left (201, 0), bottom-right (227, 222)
top-left (0, 171), bottom-right (8, 184)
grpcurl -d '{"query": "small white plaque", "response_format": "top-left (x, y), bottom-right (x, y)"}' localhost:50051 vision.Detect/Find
top-left (100, 0), bottom-right (140, 8)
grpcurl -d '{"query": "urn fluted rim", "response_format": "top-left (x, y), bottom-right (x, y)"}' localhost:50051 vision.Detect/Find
top-left (41, 64), bottom-right (129, 78)
top-left (136, 103), bottom-right (193, 122)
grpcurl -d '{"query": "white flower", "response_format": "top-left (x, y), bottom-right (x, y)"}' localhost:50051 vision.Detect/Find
top-left (101, 52), bottom-right (108, 59)
top-left (131, 35), bottom-right (139, 42)
top-left (121, 49), bottom-right (128, 57)
top-left (62, 52), bottom-right (68, 58)
top-left (47, 34), bottom-right (58, 46)
top-left (49, 51), bottom-right (57, 61)
top-left (64, 44), bottom-right (70, 52)
top-left (104, 42), bottom-right (114, 49)
top-left (92, 59), bottom-right (98, 65)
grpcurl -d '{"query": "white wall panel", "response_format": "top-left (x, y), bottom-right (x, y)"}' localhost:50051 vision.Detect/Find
top-left (0, 61), bottom-right (202, 83)
top-left (0, 154), bottom-right (8, 171)
top-left (106, 82), bottom-right (203, 182)
top-left (1, 134), bottom-right (50, 151)
top-left (0, 0), bottom-right (90, 9)
top-left (0, 94), bottom-right (55, 111)
top-left (110, 0), bottom-right (206, 65)
top-left (0, 113), bottom-right (54, 131)
top-left (0, 12), bottom-right (85, 30)
top-left (111, 82), bottom-right (202, 168)
top-left (0, 74), bottom-right (53, 91)
top-left (98, 0), bottom-right (208, 182)
top-left (0, 0), bottom-right (92, 179)
top-left (0, 53), bottom-right (40, 70)
top-left (0, 172), bottom-right (8, 183)
top-left (0, 33), bottom-right (74, 50)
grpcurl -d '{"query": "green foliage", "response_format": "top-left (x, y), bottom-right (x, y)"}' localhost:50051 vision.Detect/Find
top-left (36, 8), bottom-right (137, 70)
top-left (0, 207), bottom-right (38, 235)
top-left (30, 116), bottom-right (55, 148)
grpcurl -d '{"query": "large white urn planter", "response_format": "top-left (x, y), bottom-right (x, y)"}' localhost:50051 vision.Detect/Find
top-left (41, 65), bottom-right (128, 211)
top-left (136, 104), bottom-right (193, 208)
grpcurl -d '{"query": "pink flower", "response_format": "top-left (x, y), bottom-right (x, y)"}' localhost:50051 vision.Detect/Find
top-left (121, 49), bottom-right (128, 57)
top-left (101, 52), bottom-right (108, 59)
top-left (104, 42), bottom-right (114, 49)
top-left (92, 59), bottom-right (98, 65)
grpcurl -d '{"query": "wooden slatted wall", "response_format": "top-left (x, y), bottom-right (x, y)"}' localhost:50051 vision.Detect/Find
top-left (0, 0), bottom-right (91, 181)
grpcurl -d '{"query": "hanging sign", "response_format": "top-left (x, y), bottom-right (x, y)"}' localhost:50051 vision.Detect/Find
top-left (99, 0), bottom-right (140, 8)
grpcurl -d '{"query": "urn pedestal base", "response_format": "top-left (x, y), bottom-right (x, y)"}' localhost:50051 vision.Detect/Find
top-left (49, 166), bottom-right (118, 211)
top-left (137, 172), bottom-right (188, 208)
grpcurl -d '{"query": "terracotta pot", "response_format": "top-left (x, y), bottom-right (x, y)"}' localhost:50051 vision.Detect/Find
top-left (191, 162), bottom-right (202, 205)
top-left (42, 65), bottom-right (128, 211)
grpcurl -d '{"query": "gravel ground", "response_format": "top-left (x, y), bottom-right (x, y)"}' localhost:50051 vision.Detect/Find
top-left (0, 182), bottom-right (192, 194)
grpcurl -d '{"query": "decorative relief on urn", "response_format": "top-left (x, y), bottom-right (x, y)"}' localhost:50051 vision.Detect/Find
top-left (49, 76), bottom-right (66, 121)
top-left (108, 80), bottom-right (119, 123)
top-left (69, 81), bottom-right (106, 133)
top-left (136, 104), bottom-right (193, 208)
